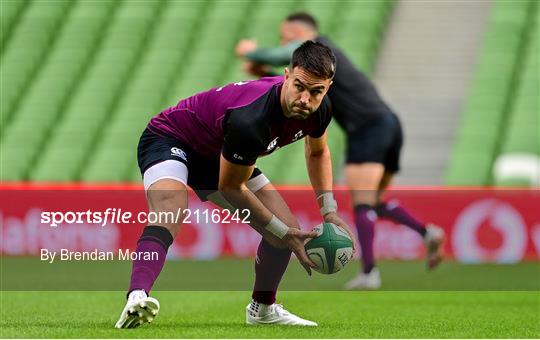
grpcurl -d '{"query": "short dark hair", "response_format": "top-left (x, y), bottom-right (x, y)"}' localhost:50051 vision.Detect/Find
top-left (290, 40), bottom-right (336, 79)
top-left (286, 12), bottom-right (318, 32)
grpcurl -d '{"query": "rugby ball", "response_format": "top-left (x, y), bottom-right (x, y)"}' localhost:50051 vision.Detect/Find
top-left (305, 222), bottom-right (353, 274)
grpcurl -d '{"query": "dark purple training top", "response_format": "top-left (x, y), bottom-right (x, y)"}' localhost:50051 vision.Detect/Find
top-left (148, 76), bottom-right (332, 165)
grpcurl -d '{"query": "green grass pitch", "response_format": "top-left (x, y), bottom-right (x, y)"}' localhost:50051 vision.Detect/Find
top-left (1, 259), bottom-right (539, 338)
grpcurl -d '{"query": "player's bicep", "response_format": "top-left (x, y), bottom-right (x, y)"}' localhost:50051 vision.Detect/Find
top-left (219, 155), bottom-right (255, 190)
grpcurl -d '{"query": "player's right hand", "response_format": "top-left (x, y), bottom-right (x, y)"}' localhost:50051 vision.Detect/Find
top-left (282, 228), bottom-right (319, 276)
top-left (323, 212), bottom-right (358, 256)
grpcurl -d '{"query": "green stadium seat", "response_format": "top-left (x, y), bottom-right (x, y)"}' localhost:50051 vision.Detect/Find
top-left (165, 2), bottom-right (203, 19)
top-left (26, 0), bottom-right (161, 181)
top-left (447, 0), bottom-right (538, 185)
top-left (489, 0), bottom-right (530, 26)
top-left (0, 0), bottom-right (28, 44)
top-left (30, 146), bottom-right (86, 181)
top-left (1, 145), bottom-right (35, 180)
top-left (207, 2), bottom-right (247, 20)
top-left (3, 0), bottom-right (395, 183)
top-left (127, 162), bottom-right (143, 182)
top-left (0, 0), bottom-right (71, 129)
top-left (446, 152), bottom-right (493, 185)
top-left (254, 1), bottom-right (296, 19)
top-left (81, 147), bottom-right (134, 182)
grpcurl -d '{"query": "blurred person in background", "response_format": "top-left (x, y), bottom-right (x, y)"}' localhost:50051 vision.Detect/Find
top-left (235, 12), bottom-right (445, 290)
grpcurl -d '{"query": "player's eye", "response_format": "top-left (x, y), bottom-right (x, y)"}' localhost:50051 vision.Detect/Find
top-left (311, 90), bottom-right (322, 96)
top-left (295, 84), bottom-right (304, 92)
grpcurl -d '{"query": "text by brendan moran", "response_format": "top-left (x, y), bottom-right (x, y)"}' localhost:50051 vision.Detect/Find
top-left (40, 249), bottom-right (159, 263)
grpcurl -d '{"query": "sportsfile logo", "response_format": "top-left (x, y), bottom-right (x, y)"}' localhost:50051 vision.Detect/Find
top-left (39, 208), bottom-right (251, 227)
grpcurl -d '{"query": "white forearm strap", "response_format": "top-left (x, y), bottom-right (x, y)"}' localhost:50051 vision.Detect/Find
top-left (318, 192), bottom-right (338, 216)
top-left (265, 215), bottom-right (289, 239)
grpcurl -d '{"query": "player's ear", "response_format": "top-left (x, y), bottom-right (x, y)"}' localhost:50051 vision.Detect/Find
top-left (323, 80), bottom-right (333, 95)
top-left (284, 67), bottom-right (290, 79)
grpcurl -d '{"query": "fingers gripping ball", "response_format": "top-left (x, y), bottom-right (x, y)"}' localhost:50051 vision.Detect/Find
top-left (304, 223), bottom-right (353, 274)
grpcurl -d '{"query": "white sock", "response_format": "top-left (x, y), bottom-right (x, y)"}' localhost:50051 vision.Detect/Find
top-left (250, 299), bottom-right (273, 315)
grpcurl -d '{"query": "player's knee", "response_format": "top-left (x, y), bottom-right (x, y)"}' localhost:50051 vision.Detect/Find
top-left (151, 189), bottom-right (181, 206)
top-left (378, 171), bottom-right (395, 192)
top-left (148, 179), bottom-right (186, 205)
top-left (147, 181), bottom-right (187, 236)
top-left (351, 192), bottom-right (378, 206)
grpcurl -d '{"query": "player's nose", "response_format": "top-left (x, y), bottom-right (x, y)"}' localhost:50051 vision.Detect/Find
top-left (299, 92), bottom-right (310, 104)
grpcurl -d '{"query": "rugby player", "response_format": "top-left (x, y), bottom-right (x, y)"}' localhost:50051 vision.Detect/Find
top-left (235, 12), bottom-right (445, 290)
top-left (115, 41), bottom-right (355, 328)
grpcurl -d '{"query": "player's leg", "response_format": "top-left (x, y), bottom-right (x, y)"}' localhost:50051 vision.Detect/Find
top-left (375, 171), bottom-right (427, 237)
top-left (248, 175), bottom-right (295, 306)
top-left (373, 115), bottom-right (427, 236)
top-left (377, 172), bottom-right (444, 269)
top-left (208, 172), bottom-right (317, 326)
top-left (129, 178), bottom-right (187, 293)
top-left (249, 178), bottom-right (317, 326)
top-left (207, 171), bottom-right (295, 304)
top-left (116, 130), bottom-right (190, 328)
top-left (343, 115), bottom-right (403, 289)
top-left (374, 114), bottom-right (444, 270)
top-left (116, 176), bottom-right (188, 329)
top-left (344, 162), bottom-right (384, 290)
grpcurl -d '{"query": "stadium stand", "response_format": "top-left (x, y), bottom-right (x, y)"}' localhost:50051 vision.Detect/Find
top-left (0, 0), bottom-right (27, 56)
top-left (494, 15), bottom-right (539, 186)
top-left (446, 0), bottom-right (539, 186)
top-left (1, 0), bottom-right (73, 180)
top-left (1, 0), bottom-right (394, 183)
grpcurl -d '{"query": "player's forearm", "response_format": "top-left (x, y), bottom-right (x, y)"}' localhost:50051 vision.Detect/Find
top-left (305, 145), bottom-right (333, 197)
top-left (245, 42), bottom-right (300, 67)
top-left (219, 186), bottom-right (274, 229)
top-left (220, 187), bottom-right (290, 245)
top-left (306, 148), bottom-right (340, 217)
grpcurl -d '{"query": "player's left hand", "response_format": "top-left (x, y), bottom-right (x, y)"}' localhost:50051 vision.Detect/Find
top-left (235, 39), bottom-right (257, 57)
top-left (323, 212), bottom-right (357, 255)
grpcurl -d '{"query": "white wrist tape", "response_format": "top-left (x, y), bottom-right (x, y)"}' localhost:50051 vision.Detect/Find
top-left (265, 215), bottom-right (290, 239)
top-left (318, 192), bottom-right (338, 216)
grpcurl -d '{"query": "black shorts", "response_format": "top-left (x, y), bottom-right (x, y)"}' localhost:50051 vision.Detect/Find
top-left (345, 113), bottom-right (403, 172)
top-left (137, 128), bottom-right (263, 201)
